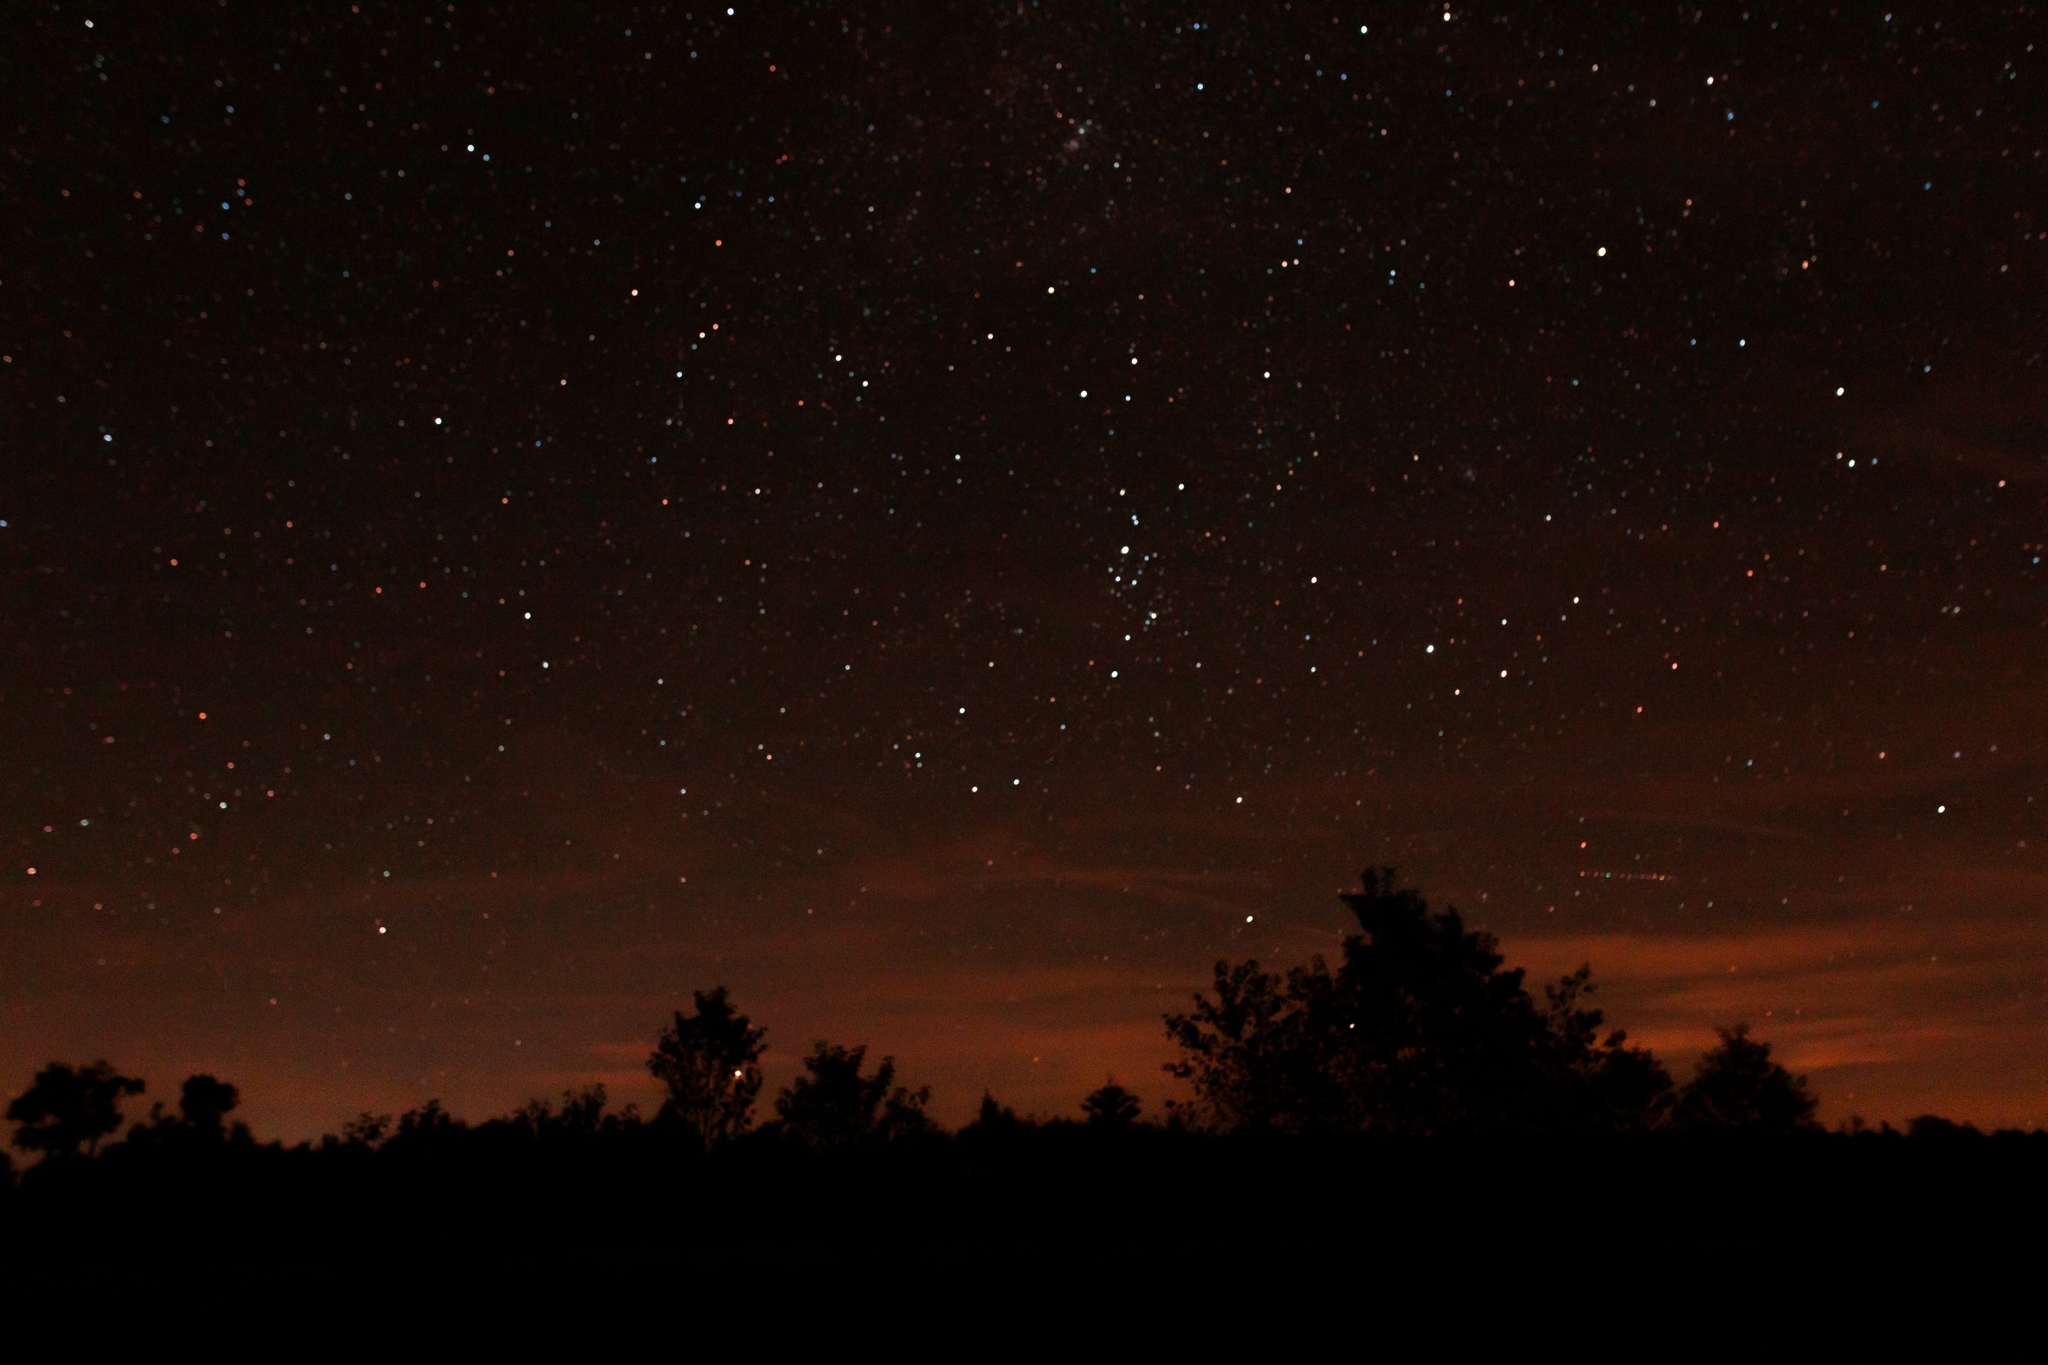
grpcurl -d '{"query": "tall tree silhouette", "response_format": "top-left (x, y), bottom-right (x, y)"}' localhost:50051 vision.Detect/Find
top-left (1674, 1025), bottom-right (1819, 1134)
top-left (6, 1062), bottom-right (145, 1159)
top-left (774, 1043), bottom-right (931, 1150)
top-left (647, 987), bottom-right (768, 1148)
top-left (1166, 870), bottom-right (1674, 1135)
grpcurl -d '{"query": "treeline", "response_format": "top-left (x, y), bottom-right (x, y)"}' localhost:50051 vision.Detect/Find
top-left (3, 872), bottom-right (2039, 1193)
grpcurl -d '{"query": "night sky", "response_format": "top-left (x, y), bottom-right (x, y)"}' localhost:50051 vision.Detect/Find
top-left (6, 2), bottom-right (2046, 1138)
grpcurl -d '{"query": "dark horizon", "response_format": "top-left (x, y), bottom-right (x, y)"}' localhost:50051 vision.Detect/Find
top-left (0, 876), bottom-right (1920, 1152)
top-left (4, 3), bottom-right (2044, 1141)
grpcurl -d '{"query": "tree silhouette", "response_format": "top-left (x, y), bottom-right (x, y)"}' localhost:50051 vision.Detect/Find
top-left (647, 987), bottom-right (768, 1148)
top-left (339, 1112), bottom-right (393, 1149)
top-left (511, 1084), bottom-right (618, 1141)
top-left (6, 1061), bottom-right (145, 1160)
top-left (177, 1075), bottom-right (241, 1139)
top-left (128, 1073), bottom-right (249, 1149)
top-left (880, 1084), bottom-right (935, 1141)
top-left (1907, 1115), bottom-right (1982, 1142)
top-left (1542, 966), bottom-right (1675, 1133)
top-left (774, 1042), bottom-right (931, 1150)
top-left (384, 1100), bottom-right (465, 1156)
top-left (962, 1092), bottom-right (1029, 1138)
top-left (1166, 870), bottom-right (1677, 1135)
top-left (1674, 1025), bottom-right (1819, 1134)
top-left (1082, 1080), bottom-right (1142, 1127)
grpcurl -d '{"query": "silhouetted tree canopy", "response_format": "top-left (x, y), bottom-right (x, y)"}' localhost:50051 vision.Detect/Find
top-left (774, 1042), bottom-right (932, 1150)
top-left (390, 1099), bottom-right (463, 1150)
top-left (509, 1084), bottom-right (628, 1142)
top-left (124, 1073), bottom-right (250, 1150)
top-left (340, 1112), bottom-right (393, 1150)
top-left (1543, 967), bottom-right (1677, 1134)
top-left (1673, 1025), bottom-right (1819, 1135)
top-left (6, 1061), bottom-right (145, 1160)
top-left (0, 906), bottom-right (1864, 1228)
top-left (178, 1075), bottom-right (241, 1138)
top-left (961, 1092), bottom-right (1028, 1139)
top-left (1906, 1115), bottom-right (1983, 1142)
top-left (1082, 1081), bottom-right (1142, 1127)
top-left (647, 986), bottom-right (768, 1149)
top-left (1166, 870), bottom-right (1674, 1135)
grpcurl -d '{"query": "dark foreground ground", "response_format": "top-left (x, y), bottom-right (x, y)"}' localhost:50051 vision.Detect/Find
top-left (5, 1124), bottom-right (2044, 1322)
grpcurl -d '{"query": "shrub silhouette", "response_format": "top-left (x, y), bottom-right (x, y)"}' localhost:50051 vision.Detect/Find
top-left (509, 1084), bottom-right (625, 1142)
top-left (178, 1075), bottom-right (241, 1139)
top-left (1906, 1115), bottom-right (1982, 1142)
top-left (6, 1061), bottom-right (145, 1160)
top-left (648, 986), bottom-right (768, 1148)
top-left (961, 1092), bottom-right (1029, 1139)
top-left (1673, 1025), bottom-right (1819, 1134)
top-left (774, 1042), bottom-right (932, 1150)
top-left (1166, 869), bottom-right (1674, 1135)
top-left (338, 1112), bottom-right (393, 1150)
top-left (125, 1073), bottom-right (250, 1150)
top-left (1081, 1081), bottom-right (1142, 1127)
